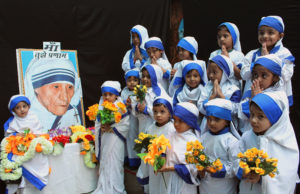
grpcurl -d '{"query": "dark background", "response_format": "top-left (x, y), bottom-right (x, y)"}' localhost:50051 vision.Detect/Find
top-left (0, 0), bottom-right (299, 192)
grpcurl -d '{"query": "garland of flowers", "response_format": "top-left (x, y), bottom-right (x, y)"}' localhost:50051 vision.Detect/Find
top-left (0, 134), bottom-right (53, 181)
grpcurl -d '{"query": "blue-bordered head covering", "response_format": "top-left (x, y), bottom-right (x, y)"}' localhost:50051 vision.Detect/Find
top-left (251, 91), bottom-right (286, 125)
top-left (251, 54), bottom-right (282, 76)
top-left (258, 16), bottom-right (285, 33)
top-left (210, 55), bottom-right (234, 84)
top-left (130, 25), bottom-right (149, 49)
top-left (218, 22), bottom-right (242, 52)
top-left (101, 81), bottom-right (121, 96)
top-left (205, 98), bottom-right (232, 121)
top-left (173, 102), bottom-right (200, 131)
top-left (8, 95), bottom-right (31, 114)
top-left (172, 60), bottom-right (207, 88)
top-left (145, 37), bottom-right (164, 51)
top-left (204, 98), bottom-right (240, 139)
top-left (141, 64), bottom-right (163, 96)
top-left (125, 68), bottom-right (140, 82)
top-left (177, 36), bottom-right (198, 60)
top-left (153, 94), bottom-right (173, 117)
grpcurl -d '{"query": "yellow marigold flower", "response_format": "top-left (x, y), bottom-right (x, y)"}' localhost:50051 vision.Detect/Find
top-left (117, 102), bottom-right (127, 113)
top-left (255, 167), bottom-right (265, 175)
top-left (239, 161), bottom-right (248, 168)
top-left (193, 150), bottom-right (199, 157)
top-left (272, 162), bottom-right (278, 167)
top-left (248, 158), bottom-right (253, 162)
top-left (262, 152), bottom-right (268, 159)
top-left (200, 154), bottom-right (206, 161)
top-left (208, 167), bottom-right (217, 173)
top-left (271, 158), bottom-right (278, 162)
top-left (70, 125), bottom-right (86, 133)
top-left (272, 168), bottom-right (277, 173)
top-left (237, 152), bottom-right (244, 158)
top-left (193, 140), bottom-right (204, 150)
top-left (196, 165), bottom-right (204, 171)
top-left (258, 150), bottom-right (264, 157)
top-left (186, 141), bottom-right (193, 152)
top-left (134, 139), bottom-right (142, 144)
top-left (269, 173), bottom-right (275, 178)
top-left (255, 158), bottom-right (261, 167)
top-left (244, 167), bottom-right (250, 174)
top-left (187, 155), bottom-right (194, 164)
top-left (5, 168), bottom-right (12, 173)
top-left (86, 104), bottom-right (99, 121)
top-left (114, 112), bottom-right (122, 123)
top-left (213, 159), bottom-right (223, 170)
top-left (266, 158), bottom-right (272, 163)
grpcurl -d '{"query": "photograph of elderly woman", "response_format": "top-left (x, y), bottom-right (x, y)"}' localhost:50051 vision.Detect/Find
top-left (16, 49), bottom-right (84, 131)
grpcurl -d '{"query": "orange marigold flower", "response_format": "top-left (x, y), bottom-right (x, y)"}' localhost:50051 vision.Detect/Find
top-left (35, 143), bottom-right (43, 152)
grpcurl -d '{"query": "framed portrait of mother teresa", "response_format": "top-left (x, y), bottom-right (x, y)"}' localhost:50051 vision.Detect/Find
top-left (16, 44), bottom-right (85, 130)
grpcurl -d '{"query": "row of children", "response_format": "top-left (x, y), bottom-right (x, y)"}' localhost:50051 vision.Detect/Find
top-left (92, 15), bottom-right (299, 194)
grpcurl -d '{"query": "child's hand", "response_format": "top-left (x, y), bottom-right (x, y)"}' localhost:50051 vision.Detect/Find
top-left (151, 56), bottom-right (158, 65)
top-left (221, 45), bottom-right (229, 57)
top-left (170, 69), bottom-right (177, 78)
top-left (261, 42), bottom-right (269, 56)
top-left (100, 124), bottom-right (111, 132)
top-left (251, 79), bottom-right (262, 97)
top-left (134, 45), bottom-right (143, 62)
top-left (126, 97), bottom-right (132, 107)
top-left (137, 101), bottom-right (146, 112)
top-left (216, 83), bottom-right (225, 98)
top-left (210, 79), bottom-right (219, 99)
top-left (244, 171), bottom-right (260, 184)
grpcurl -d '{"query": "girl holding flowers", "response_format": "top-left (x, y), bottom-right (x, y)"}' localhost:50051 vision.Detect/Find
top-left (234, 91), bottom-right (299, 194)
top-left (158, 102), bottom-right (201, 194)
top-left (93, 81), bottom-right (130, 194)
top-left (199, 98), bottom-right (240, 194)
top-left (145, 94), bottom-right (175, 194)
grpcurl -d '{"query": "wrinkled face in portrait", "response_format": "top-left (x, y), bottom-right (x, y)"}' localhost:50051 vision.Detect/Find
top-left (35, 83), bottom-right (75, 116)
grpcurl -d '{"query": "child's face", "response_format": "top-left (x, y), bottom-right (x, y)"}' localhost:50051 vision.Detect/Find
top-left (207, 62), bottom-right (223, 83)
top-left (141, 69), bottom-right (152, 88)
top-left (126, 76), bottom-right (139, 91)
top-left (217, 27), bottom-right (233, 50)
top-left (207, 115), bottom-right (229, 133)
top-left (147, 47), bottom-right (163, 60)
top-left (185, 69), bottom-right (201, 88)
top-left (250, 103), bottom-right (271, 134)
top-left (252, 64), bottom-right (279, 90)
top-left (173, 115), bottom-right (190, 133)
top-left (177, 47), bottom-right (193, 61)
top-left (102, 92), bottom-right (118, 103)
top-left (153, 104), bottom-right (170, 126)
top-left (258, 26), bottom-right (283, 50)
top-left (131, 32), bottom-right (140, 46)
top-left (13, 101), bottom-right (30, 118)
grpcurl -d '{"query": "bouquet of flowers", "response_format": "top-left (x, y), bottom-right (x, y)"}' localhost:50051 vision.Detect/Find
top-left (52, 135), bottom-right (70, 156)
top-left (134, 132), bottom-right (157, 153)
top-left (237, 147), bottom-right (278, 178)
top-left (185, 140), bottom-right (223, 173)
top-left (97, 101), bottom-right (127, 125)
top-left (133, 84), bottom-right (147, 104)
top-left (0, 131), bottom-right (53, 181)
top-left (70, 125), bottom-right (97, 168)
top-left (86, 104), bottom-right (99, 121)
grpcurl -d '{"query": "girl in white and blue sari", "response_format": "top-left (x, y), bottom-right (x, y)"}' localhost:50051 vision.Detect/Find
top-left (158, 102), bottom-right (201, 194)
top-left (122, 25), bottom-right (149, 72)
top-left (234, 91), bottom-right (299, 194)
top-left (210, 22), bottom-right (248, 89)
top-left (169, 36), bottom-right (199, 96)
top-left (144, 37), bottom-right (172, 91)
top-left (199, 98), bottom-right (240, 194)
top-left (93, 81), bottom-right (130, 194)
top-left (241, 16), bottom-right (295, 106)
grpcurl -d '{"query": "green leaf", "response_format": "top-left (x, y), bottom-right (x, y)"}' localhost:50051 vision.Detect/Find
top-left (137, 153), bottom-right (147, 160)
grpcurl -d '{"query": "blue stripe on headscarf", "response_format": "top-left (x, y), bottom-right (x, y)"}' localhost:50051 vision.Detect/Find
top-left (177, 39), bottom-right (196, 55)
top-left (211, 55), bottom-right (230, 77)
top-left (125, 70), bottom-right (140, 81)
top-left (182, 63), bottom-right (205, 85)
top-left (258, 17), bottom-right (284, 33)
top-left (153, 98), bottom-right (173, 116)
top-left (145, 40), bottom-right (164, 51)
top-left (251, 57), bottom-right (281, 76)
top-left (32, 74), bottom-right (75, 89)
top-left (206, 105), bottom-right (232, 121)
top-left (219, 22), bottom-right (237, 46)
top-left (101, 86), bottom-right (119, 96)
top-left (131, 28), bottom-right (143, 47)
top-left (143, 65), bottom-right (161, 96)
top-left (174, 105), bottom-right (200, 131)
top-left (251, 93), bottom-right (282, 125)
